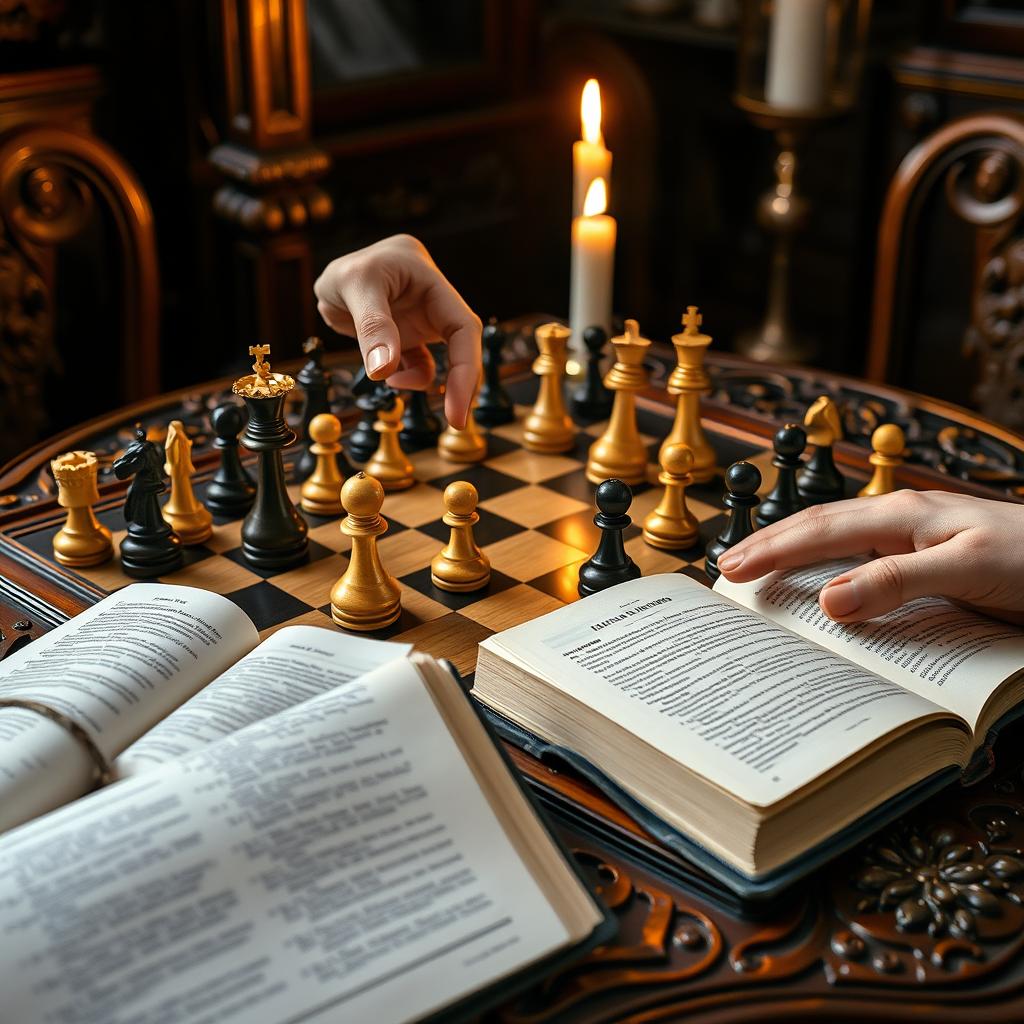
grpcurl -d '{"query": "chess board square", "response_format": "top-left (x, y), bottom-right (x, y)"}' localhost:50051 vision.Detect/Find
top-left (688, 496), bottom-right (725, 523)
top-left (409, 448), bottom-right (461, 481)
top-left (478, 485), bottom-right (589, 529)
top-left (398, 566), bottom-right (517, 611)
top-left (458, 583), bottom-right (565, 632)
top-left (538, 508), bottom-right (640, 552)
top-left (258, 608), bottom-right (338, 641)
top-left (542, 468), bottom-right (596, 504)
top-left (483, 533), bottom-right (588, 581)
top-left (623, 535), bottom-right (701, 575)
top-left (307, 519), bottom-right (354, 555)
top-left (225, 581), bottom-right (314, 632)
top-left (180, 543), bottom-right (216, 568)
top-left (698, 513), bottom-right (728, 545)
top-left (271, 553), bottom-right (349, 606)
top-left (206, 519), bottom-right (243, 553)
top-left (382, 483), bottom-right (446, 528)
top-left (479, 432), bottom-right (519, 458)
top-left (488, 405), bottom-right (534, 444)
top-left (222, 538), bottom-right (335, 579)
top-left (391, 612), bottom-right (493, 676)
top-left (484, 449), bottom-right (584, 484)
top-left (527, 562), bottom-right (584, 604)
top-left (417, 507), bottom-right (521, 547)
top-left (428, 465), bottom-right (523, 502)
top-left (377, 528), bottom-right (438, 578)
top-left (162, 553), bottom-right (263, 594)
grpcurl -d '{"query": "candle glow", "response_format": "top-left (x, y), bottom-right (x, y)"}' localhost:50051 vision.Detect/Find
top-left (581, 78), bottom-right (602, 145)
top-left (583, 176), bottom-right (608, 217)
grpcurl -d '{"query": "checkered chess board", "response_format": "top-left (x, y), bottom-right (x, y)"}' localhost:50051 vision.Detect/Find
top-left (8, 398), bottom-right (796, 677)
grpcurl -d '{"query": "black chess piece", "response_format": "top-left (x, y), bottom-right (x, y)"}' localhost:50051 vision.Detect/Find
top-left (206, 402), bottom-right (256, 517)
top-left (401, 390), bottom-right (442, 450)
top-left (570, 325), bottom-right (613, 423)
top-left (578, 478), bottom-right (642, 597)
top-left (756, 423), bottom-right (807, 528)
top-left (113, 427), bottom-right (184, 578)
top-left (347, 369), bottom-right (393, 464)
top-left (295, 337), bottom-right (330, 481)
top-left (238, 388), bottom-right (309, 570)
top-left (475, 318), bottom-right (515, 427)
top-left (797, 438), bottom-right (846, 505)
top-left (705, 462), bottom-right (761, 583)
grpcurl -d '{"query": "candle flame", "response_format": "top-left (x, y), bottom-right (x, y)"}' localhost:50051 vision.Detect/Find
top-left (581, 78), bottom-right (602, 144)
top-left (583, 176), bottom-right (607, 217)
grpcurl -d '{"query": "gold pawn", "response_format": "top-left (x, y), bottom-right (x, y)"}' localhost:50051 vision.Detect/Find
top-left (365, 396), bottom-right (415, 491)
top-left (431, 481), bottom-right (491, 592)
top-left (586, 319), bottom-right (651, 485)
top-left (859, 423), bottom-right (905, 497)
top-left (162, 420), bottom-right (213, 545)
top-left (51, 451), bottom-right (113, 567)
top-left (659, 306), bottom-right (716, 483)
top-left (523, 322), bottom-right (574, 453)
top-left (330, 472), bottom-right (402, 631)
top-left (438, 389), bottom-right (488, 463)
top-left (643, 443), bottom-right (699, 549)
top-left (300, 413), bottom-right (345, 515)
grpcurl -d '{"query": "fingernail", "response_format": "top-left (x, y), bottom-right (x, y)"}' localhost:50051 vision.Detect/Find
top-left (718, 551), bottom-right (744, 573)
top-left (822, 578), bottom-right (861, 617)
top-left (366, 345), bottom-right (390, 377)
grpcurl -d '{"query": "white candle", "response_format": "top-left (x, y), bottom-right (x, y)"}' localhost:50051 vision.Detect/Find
top-left (765, 0), bottom-right (829, 111)
top-left (569, 177), bottom-right (616, 361)
top-left (572, 79), bottom-right (612, 218)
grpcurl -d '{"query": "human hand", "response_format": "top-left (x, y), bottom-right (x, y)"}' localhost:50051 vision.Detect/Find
top-left (314, 234), bottom-right (482, 428)
top-left (718, 490), bottom-right (1024, 625)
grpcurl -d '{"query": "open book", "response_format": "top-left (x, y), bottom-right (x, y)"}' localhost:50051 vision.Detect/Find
top-left (0, 585), bottom-right (611, 1024)
top-left (474, 560), bottom-right (1024, 899)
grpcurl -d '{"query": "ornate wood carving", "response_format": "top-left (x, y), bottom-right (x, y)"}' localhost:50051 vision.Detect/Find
top-left (869, 113), bottom-right (1024, 430)
top-left (209, 0), bottom-right (331, 347)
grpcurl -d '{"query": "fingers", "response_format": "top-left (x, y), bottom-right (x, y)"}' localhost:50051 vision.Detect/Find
top-left (387, 345), bottom-right (436, 392)
top-left (423, 282), bottom-right (482, 429)
top-left (718, 495), bottom-right (924, 582)
top-left (818, 543), bottom-right (964, 622)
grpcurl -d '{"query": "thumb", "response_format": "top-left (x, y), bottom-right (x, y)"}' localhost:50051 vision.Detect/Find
top-left (339, 278), bottom-right (402, 381)
top-left (819, 544), bottom-right (962, 622)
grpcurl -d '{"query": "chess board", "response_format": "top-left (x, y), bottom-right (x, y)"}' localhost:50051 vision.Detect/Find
top-left (0, 379), bottom-right (820, 678)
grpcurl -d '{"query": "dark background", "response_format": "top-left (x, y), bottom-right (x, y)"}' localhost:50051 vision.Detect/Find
top-left (2, 0), bottom-right (1024, 462)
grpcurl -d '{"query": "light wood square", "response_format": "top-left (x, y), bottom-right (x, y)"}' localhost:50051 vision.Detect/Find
top-left (206, 519), bottom-right (243, 553)
top-left (624, 535), bottom-right (695, 576)
top-left (483, 533), bottom-right (589, 581)
top-left (308, 519), bottom-right (352, 554)
top-left (162, 555), bottom-right (262, 595)
top-left (488, 406), bottom-right (533, 443)
top-left (71, 538), bottom-right (134, 592)
top-left (459, 583), bottom-right (565, 632)
top-left (382, 483), bottom-right (444, 528)
top-left (409, 448), bottom-right (457, 480)
top-left (397, 582), bottom-right (450, 624)
top-left (689, 496), bottom-right (724, 523)
top-left (392, 613), bottom-right (492, 675)
top-left (271, 554), bottom-right (348, 606)
top-left (259, 608), bottom-right (338, 641)
top-left (479, 485), bottom-right (589, 528)
top-left (378, 529), bottom-right (437, 578)
top-left (484, 449), bottom-right (583, 484)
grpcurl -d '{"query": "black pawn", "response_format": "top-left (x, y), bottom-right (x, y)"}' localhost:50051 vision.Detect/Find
top-left (475, 318), bottom-right (515, 427)
top-left (570, 326), bottom-right (613, 423)
top-left (206, 402), bottom-right (256, 517)
top-left (797, 437), bottom-right (846, 505)
top-left (756, 423), bottom-right (807, 528)
top-left (578, 479), bottom-right (642, 598)
top-left (296, 337), bottom-right (351, 481)
top-left (113, 428), bottom-right (183, 578)
top-left (705, 462), bottom-right (761, 583)
top-left (348, 381), bottom-right (391, 464)
top-left (401, 390), bottom-right (442, 450)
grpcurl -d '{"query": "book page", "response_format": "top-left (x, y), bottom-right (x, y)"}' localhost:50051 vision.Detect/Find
top-left (715, 560), bottom-right (1024, 730)
top-left (115, 626), bottom-right (411, 775)
top-left (0, 659), bottom-right (573, 1024)
top-left (480, 575), bottom-right (945, 807)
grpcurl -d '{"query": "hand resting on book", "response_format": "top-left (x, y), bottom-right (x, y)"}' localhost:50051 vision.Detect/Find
top-left (718, 490), bottom-right (1024, 626)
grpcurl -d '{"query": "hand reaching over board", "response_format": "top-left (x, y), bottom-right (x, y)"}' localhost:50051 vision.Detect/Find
top-left (314, 234), bottom-right (482, 428)
top-left (717, 489), bottom-right (1024, 626)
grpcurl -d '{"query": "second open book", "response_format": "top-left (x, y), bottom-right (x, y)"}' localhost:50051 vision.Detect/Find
top-left (474, 560), bottom-right (1024, 898)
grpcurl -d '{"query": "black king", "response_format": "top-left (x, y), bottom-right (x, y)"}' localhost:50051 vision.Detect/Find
top-left (232, 344), bottom-right (309, 569)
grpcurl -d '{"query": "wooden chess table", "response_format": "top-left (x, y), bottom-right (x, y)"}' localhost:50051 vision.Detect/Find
top-left (4, 322), bottom-right (1024, 1022)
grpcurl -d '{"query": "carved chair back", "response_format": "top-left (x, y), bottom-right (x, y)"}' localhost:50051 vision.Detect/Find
top-left (868, 113), bottom-right (1024, 429)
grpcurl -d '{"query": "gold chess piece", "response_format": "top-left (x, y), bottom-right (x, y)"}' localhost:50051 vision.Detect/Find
top-left (431, 481), bottom-right (491, 592)
top-left (438, 388), bottom-right (487, 463)
top-left (162, 420), bottom-right (213, 544)
top-left (586, 319), bottom-right (651, 485)
top-left (365, 395), bottom-right (415, 491)
top-left (330, 472), bottom-right (402, 631)
top-left (300, 413), bottom-right (345, 515)
top-left (51, 451), bottom-right (113, 567)
top-left (643, 443), bottom-right (699, 550)
top-left (660, 306), bottom-right (716, 483)
top-left (859, 423), bottom-right (905, 497)
top-left (523, 322), bottom-right (574, 453)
